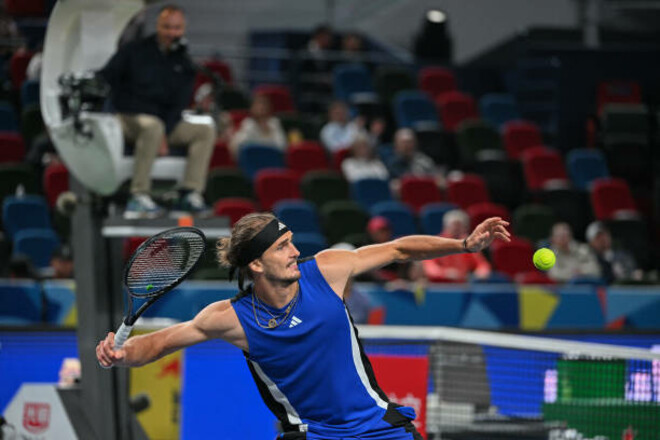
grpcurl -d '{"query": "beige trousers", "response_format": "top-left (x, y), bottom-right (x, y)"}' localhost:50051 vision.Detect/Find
top-left (119, 114), bottom-right (215, 194)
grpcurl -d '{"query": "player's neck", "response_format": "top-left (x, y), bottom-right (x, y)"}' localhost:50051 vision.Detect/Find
top-left (254, 279), bottom-right (298, 309)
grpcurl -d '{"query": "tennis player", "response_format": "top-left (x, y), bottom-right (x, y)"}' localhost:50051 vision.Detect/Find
top-left (97, 213), bottom-right (510, 439)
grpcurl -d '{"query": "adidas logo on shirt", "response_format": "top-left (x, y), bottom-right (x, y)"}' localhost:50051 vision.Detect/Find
top-left (278, 222), bottom-right (286, 231)
top-left (289, 316), bottom-right (302, 328)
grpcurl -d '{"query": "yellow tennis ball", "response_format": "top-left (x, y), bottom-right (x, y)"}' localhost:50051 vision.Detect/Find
top-left (533, 248), bottom-right (556, 271)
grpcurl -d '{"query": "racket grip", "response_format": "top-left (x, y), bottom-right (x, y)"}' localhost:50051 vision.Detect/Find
top-left (114, 322), bottom-right (133, 350)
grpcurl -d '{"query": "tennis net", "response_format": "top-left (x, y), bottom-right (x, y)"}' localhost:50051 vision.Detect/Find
top-left (358, 326), bottom-right (660, 440)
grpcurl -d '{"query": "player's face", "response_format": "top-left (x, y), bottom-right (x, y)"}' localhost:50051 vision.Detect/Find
top-left (260, 232), bottom-right (301, 284)
top-left (156, 10), bottom-right (186, 50)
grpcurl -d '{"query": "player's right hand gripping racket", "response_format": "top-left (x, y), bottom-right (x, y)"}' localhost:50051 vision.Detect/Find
top-left (112, 226), bottom-right (206, 351)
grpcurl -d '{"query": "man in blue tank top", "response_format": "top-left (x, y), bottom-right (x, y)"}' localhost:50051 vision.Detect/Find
top-left (97, 213), bottom-right (510, 439)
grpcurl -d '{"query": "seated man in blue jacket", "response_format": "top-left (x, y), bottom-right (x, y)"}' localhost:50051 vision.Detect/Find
top-left (99, 4), bottom-right (214, 218)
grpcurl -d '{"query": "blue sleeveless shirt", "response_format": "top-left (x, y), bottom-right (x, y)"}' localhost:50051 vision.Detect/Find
top-left (231, 258), bottom-right (391, 438)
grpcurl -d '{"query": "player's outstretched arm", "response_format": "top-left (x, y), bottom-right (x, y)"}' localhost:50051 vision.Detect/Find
top-left (96, 299), bottom-right (247, 368)
top-left (316, 217), bottom-right (510, 296)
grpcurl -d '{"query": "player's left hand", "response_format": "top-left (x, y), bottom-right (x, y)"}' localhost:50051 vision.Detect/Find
top-left (465, 217), bottom-right (510, 253)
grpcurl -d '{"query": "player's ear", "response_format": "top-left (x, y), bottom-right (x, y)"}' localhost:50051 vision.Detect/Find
top-left (249, 259), bottom-right (263, 274)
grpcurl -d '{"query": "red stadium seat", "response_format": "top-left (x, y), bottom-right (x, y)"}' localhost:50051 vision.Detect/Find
top-left (399, 175), bottom-right (443, 213)
top-left (490, 237), bottom-right (535, 278)
top-left (502, 120), bottom-right (543, 160)
top-left (228, 109), bottom-right (249, 129)
top-left (446, 174), bottom-right (490, 211)
top-left (254, 169), bottom-right (301, 211)
top-left (418, 67), bottom-right (456, 100)
top-left (43, 162), bottom-right (69, 208)
top-left (521, 146), bottom-right (569, 191)
top-left (254, 84), bottom-right (296, 114)
top-left (466, 202), bottom-right (511, 230)
top-left (0, 132), bottom-right (26, 163)
top-left (9, 49), bottom-right (34, 90)
top-left (596, 80), bottom-right (641, 114)
top-left (213, 198), bottom-right (257, 226)
top-left (435, 91), bottom-right (479, 133)
top-left (209, 140), bottom-right (234, 169)
top-left (590, 178), bottom-right (638, 220)
top-left (286, 143), bottom-right (329, 177)
top-left (123, 237), bottom-right (146, 261)
top-left (5, 0), bottom-right (45, 16)
top-left (332, 148), bottom-right (351, 171)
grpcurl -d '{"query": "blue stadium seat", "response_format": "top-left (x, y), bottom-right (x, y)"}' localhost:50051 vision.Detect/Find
top-left (13, 228), bottom-right (60, 268)
top-left (419, 202), bottom-right (458, 235)
top-left (293, 232), bottom-right (327, 258)
top-left (479, 93), bottom-right (520, 128)
top-left (370, 201), bottom-right (417, 238)
top-left (273, 200), bottom-right (321, 234)
top-left (566, 148), bottom-right (609, 191)
top-left (351, 178), bottom-right (392, 211)
top-left (333, 63), bottom-right (376, 102)
top-left (2, 195), bottom-right (51, 240)
top-left (0, 281), bottom-right (42, 324)
top-left (237, 144), bottom-right (285, 180)
top-left (20, 79), bottom-right (40, 108)
top-left (0, 102), bottom-right (18, 132)
top-left (392, 90), bottom-right (439, 129)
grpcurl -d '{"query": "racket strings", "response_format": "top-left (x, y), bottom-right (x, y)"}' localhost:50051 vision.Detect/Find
top-left (126, 231), bottom-right (205, 298)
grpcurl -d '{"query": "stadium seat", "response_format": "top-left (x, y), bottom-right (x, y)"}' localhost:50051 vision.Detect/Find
top-left (301, 170), bottom-right (350, 208)
top-left (501, 120), bottom-right (543, 160)
top-left (446, 174), bottom-right (490, 211)
top-left (596, 80), bottom-right (641, 114)
top-left (333, 63), bottom-right (377, 102)
top-left (332, 147), bottom-right (351, 171)
top-left (254, 84), bottom-right (296, 114)
top-left (194, 59), bottom-right (234, 90)
top-left (418, 66), bottom-right (456, 99)
top-left (600, 103), bottom-right (649, 144)
top-left (0, 163), bottom-right (39, 201)
top-left (238, 144), bottom-right (285, 180)
top-left (490, 237), bottom-right (535, 278)
top-left (419, 202), bottom-right (458, 235)
top-left (0, 132), bottom-right (25, 163)
top-left (20, 79), bottom-right (40, 108)
top-left (0, 283), bottom-right (42, 324)
top-left (273, 200), bottom-right (321, 234)
top-left (5, 0), bottom-right (45, 17)
top-left (293, 232), bottom-right (327, 258)
top-left (479, 93), bottom-right (520, 128)
top-left (254, 169), bottom-right (300, 211)
top-left (218, 86), bottom-right (250, 110)
top-left (320, 200), bottom-right (369, 245)
top-left (538, 189), bottom-right (592, 241)
top-left (228, 109), bottom-right (249, 129)
top-left (455, 120), bottom-right (504, 168)
top-left (392, 90), bottom-right (439, 130)
top-left (466, 202), bottom-right (511, 230)
top-left (435, 91), bottom-right (479, 133)
top-left (512, 204), bottom-right (556, 244)
top-left (21, 104), bottom-right (45, 147)
top-left (473, 159), bottom-right (524, 209)
top-left (400, 175), bottom-right (443, 213)
top-left (9, 49), bottom-right (33, 89)
top-left (369, 201), bottom-right (417, 238)
top-left (566, 149), bottom-right (609, 191)
top-left (2, 195), bottom-right (51, 240)
top-left (521, 146), bottom-right (569, 191)
top-left (204, 168), bottom-right (253, 204)
top-left (213, 198), bottom-right (257, 226)
top-left (0, 102), bottom-right (19, 132)
top-left (374, 66), bottom-right (415, 105)
top-left (208, 140), bottom-right (235, 169)
top-left (414, 127), bottom-right (456, 168)
top-left (351, 178), bottom-right (392, 211)
top-left (286, 143), bottom-right (329, 177)
top-left (279, 113), bottom-right (322, 141)
top-left (43, 162), bottom-right (69, 208)
top-left (606, 218), bottom-right (651, 270)
top-left (590, 178), bottom-right (638, 220)
top-left (601, 138), bottom-right (650, 187)
top-left (13, 228), bottom-right (60, 268)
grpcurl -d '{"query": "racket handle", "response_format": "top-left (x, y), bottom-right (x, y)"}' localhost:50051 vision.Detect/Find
top-left (114, 322), bottom-right (133, 350)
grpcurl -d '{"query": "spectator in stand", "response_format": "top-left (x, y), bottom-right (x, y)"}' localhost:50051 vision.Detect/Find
top-left (586, 221), bottom-right (642, 284)
top-left (98, 5), bottom-right (215, 219)
top-left (0, 5), bottom-right (20, 58)
top-left (341, 132), bottom-right (388, 182)
top-left (320, 100), bottom-right (363, 153)
top-left (422, 209), bottom-right (491, 282)
top-left (8, 254), bottom-right (38, 280)
top-left (547, 222), bottom-right (601, 283)
top-left (229, 94), bottom-right (287, 157)
top-left (340, 32), bottom-right (367, 65)
top-left (299, 24), bottom-right (335, 113)
top-left (50, 245), bottom-right (74, 279)
top-left (387, 128), bottom-right (438, 179)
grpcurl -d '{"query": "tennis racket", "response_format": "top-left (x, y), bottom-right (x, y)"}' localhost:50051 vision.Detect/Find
top-left (113, 226), bottom-right (206, 350)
